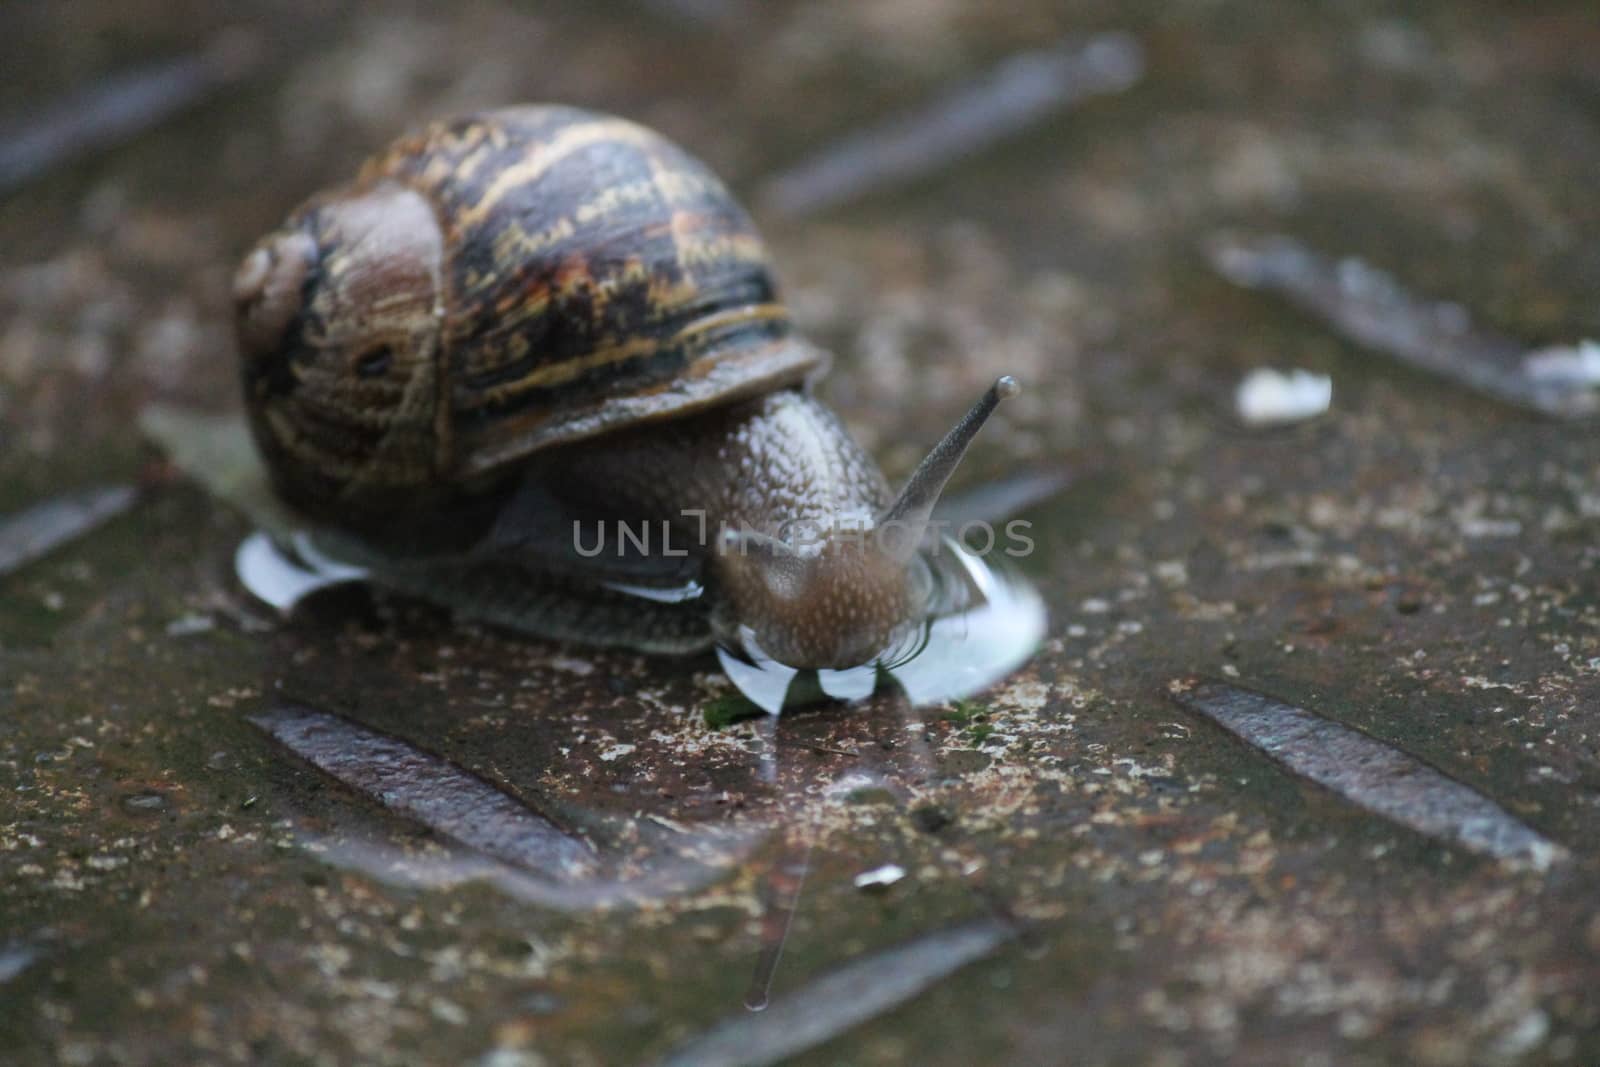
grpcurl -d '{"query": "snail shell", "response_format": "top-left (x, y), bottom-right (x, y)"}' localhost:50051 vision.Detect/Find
top-left (233, 105), bottom-right (824, 536)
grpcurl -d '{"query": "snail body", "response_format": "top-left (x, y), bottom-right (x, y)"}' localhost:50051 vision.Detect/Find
top-left (232, 105), bottom-right (1018, 670)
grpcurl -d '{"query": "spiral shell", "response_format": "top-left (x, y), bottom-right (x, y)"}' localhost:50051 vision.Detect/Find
top-left (233, 105), bottom-right (823, 528)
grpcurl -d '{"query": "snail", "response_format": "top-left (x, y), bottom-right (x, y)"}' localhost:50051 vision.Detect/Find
top-left (224, 104), bottom-right (1026, 672)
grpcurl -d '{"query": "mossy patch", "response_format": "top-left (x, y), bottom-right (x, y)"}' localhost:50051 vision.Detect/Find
top-left (702, 694), bottom-right (764, 730)
top-left (941, 699), bottom-right (997, 745)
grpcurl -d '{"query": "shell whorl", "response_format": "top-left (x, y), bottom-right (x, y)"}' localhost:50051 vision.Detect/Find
top-left (236, 105), bottom-right (822, 531)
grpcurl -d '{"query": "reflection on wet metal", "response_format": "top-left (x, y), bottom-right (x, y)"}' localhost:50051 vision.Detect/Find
top-left (757, 33), bottom-right (1144, 218)
top-left (0, 31), bottom-right (263, 196)
top-left (0, 484), bottom-right (137, 577)
top-left (732, 706), bottom-right (1029, 1023)
top-left (250, 705), bottom-right (597, 879)
top-left (658, 919), bottom-right (1012, 1067)
top-left (1169, 679), bottom-right (1567, 871)
top-left (1208, 233), bottom-right (1600, 418)
top-left (295, 825), bottom-right (758, 912)
top-left (745, 839), bottom-right (813, 1012)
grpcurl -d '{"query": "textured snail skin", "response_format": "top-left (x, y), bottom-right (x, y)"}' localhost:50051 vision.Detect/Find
top-left (232, 104), bottom-right (1009, 670)
top-left (545, 388), bottom-right (913, 669)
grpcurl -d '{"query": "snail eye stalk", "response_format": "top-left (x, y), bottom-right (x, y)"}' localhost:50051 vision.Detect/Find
top-left (878, 376), bottom-right (1020, 559)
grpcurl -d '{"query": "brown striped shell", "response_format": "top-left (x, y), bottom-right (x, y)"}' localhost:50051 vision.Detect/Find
top-left (232, 105), bottom-right (824, 534)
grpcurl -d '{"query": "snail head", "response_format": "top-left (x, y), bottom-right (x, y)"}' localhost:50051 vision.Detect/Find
top-left (714, 376), bottom-right (1020, 670)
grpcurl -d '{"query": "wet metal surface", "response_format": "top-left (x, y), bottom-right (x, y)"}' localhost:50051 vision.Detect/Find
top-left (1168, 678), bottom-right (1566, 871)
top-left (6, 3), bottom-right (1600, 1065)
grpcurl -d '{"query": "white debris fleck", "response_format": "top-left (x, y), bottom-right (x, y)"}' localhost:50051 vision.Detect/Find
top-left (1235, 368), bottom-right (1333, 426)
top-left (1523, 339), bottom-right (1600, 386)
top-left (853, 863), bottom-right (907, 891)
top-left (479, 1050), bottom-right (547, 1067)
top-left (1458, 517), bottom-right (1522, 539)
top-left (1154, 560), bottom-right (1188, 585)
top-left (995, 677), bottom-right (1050, 712)
top-left (1491, 1008), bottom-right (1549, 1058)
top-left (598, 743), bottom-right (636, 762)
top-left (165, 613), bottom-right (216, 637)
